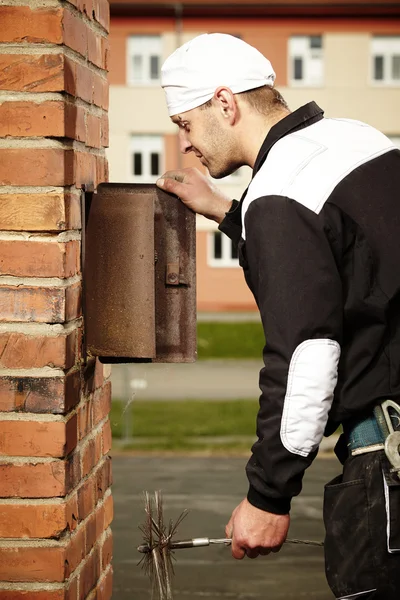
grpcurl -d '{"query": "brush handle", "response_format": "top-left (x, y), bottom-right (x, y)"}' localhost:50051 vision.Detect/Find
top-left (137, 536), bottom-right (323, 553)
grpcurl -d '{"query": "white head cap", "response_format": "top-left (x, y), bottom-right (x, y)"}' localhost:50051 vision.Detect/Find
top-left (161, 33), bottom-right (276, 117)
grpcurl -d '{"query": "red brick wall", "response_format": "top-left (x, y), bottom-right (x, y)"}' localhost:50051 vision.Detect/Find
top-left (0, 1), bottom-right (113, 598)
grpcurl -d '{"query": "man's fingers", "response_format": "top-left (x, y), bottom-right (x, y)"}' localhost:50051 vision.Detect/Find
top-left (231, 541), bottom-right (246, 560)
top-left (156, 176), bottom-right (185, 198)
top-left (245, 548), bottom-right (259, 559)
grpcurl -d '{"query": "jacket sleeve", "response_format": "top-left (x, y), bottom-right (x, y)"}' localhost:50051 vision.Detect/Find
top-left (218, 199), bottom-right (242, 246)
top-left (243, 195), bottom-right (343, 514)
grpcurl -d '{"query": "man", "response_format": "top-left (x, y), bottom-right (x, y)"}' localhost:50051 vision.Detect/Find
top-left (156, 33), bottom-right (400, 599)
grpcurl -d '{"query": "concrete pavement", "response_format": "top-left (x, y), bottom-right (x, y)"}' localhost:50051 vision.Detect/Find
top-left (110, 360), bottom-right (262, 401)
top-left (112, 455), bottom-right (339, 599)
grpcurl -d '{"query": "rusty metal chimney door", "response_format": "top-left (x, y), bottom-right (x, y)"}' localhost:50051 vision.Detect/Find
top-left (85, 183), bottom-right (156, 360)
top-left (154, 187), bottom-right (196, 363)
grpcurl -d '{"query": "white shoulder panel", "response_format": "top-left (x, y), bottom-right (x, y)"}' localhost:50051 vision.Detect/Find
top-left (242, 118), bottom-right (395, 239)
top-left (280, 338), bottom-right (341, 457)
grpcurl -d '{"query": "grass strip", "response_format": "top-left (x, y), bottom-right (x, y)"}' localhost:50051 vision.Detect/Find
top-left (197, 322), bottom-right (264, 359)
top-left (110, 399), bottom-right (259, 451)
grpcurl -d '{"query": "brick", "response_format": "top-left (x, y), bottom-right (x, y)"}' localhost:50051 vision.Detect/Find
top-left (66, 576), bottom-right (79, 600)
top-left (92, 0), bottom-right (110, 33)
top-left (0, 370), bottom-right (80, 414)
top-left (66, 103), bottom-right (86, 142)
top-left (101, 529), bottom-right (112, 570)
top-left (81, 438), bottom-right (96, 478)
top-left (62, 8), bottom-right (87, 58)
top-left (0, 329), bottom-right (77, 369)
top-left (100, 112), bottom-right (109, 147)
top-left (101, 420), bottom-right (111, 455)
top-left (0, 282), bottom-right (81, 323)
top-left (86, 113), bottom-right (101, 149)
top-left (97, 565), bottom-right (112, 600)
top-left (79, 546), bottom-right (100, 599)
top-left (0, 240), bottom-right (80, 278)
top-left (74, 151), bottom-right (97, 188)
top-left (103, 493), bottom-right (113, 530)
top-left (93, 382), bottom-right (111, 426)
top-left (0, 501), bottom-right (75, 538)
top-left (66, 493), bottom-right (79, 533)
top-left (65, 57), bottom-right (93, 104)
top-left (92, 74), bottom-right (108, 109)
top-left (0, 6), bottom-right (63, 44)
top-left (65, 526), bottom-right (85, 577)
top-left (0, 414), bottom-right (77, 458)
top-left (0, 148), bottom-right (74, 186)
top-left (78, 399), bottom-right (92, 441)
top-left (0, 545), bottom-right (65, 582)
top-left (96, 155), bottom-right (108, 185)
top-left (0, 192), bottom-right (81, 231)
top-left (66, 449), bottom-right (82, 493)
top-left (87, 29), bottom-right (102, 69)
top-left (102, 458), bottom-right (112, 500)
top-left (0, 591), bottom-right (65, 600)
top-left (0, 54), bottom-right (64, 92)
top-left (101, 37), bottom-right (109, 72)
top-left (0, 101), bottom-right (64, 137)
top-left (0, 461), bottom-right (67, 498)
top-left (77, 475), bottom-right (95, 521)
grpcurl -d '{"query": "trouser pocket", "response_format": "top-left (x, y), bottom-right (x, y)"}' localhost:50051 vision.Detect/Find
top-left (382, 462), bottom-right (400, 553)
top-left (323, 474), bottom-right (377, 599)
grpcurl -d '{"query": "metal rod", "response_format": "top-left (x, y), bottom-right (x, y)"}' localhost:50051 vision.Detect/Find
top-left (138, 536), bottom-right (323, 553)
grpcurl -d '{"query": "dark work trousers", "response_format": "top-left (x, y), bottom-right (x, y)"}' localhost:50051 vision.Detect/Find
top-left (323, 448), bottom-right (400, 599)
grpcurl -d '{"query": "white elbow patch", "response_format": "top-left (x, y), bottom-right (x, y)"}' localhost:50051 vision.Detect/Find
top-left (281, 339), bottom-right (341, 457)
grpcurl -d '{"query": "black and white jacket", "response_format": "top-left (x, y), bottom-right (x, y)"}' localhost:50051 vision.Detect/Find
top-left (219, 102), bottom-right (400, 514)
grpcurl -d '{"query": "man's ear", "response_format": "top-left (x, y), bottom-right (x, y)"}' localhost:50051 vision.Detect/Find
top-left (213, 87), bottom-right (239, 124)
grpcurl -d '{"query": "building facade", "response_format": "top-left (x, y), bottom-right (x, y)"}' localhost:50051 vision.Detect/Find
top-left (107, 0), bottom-right (400, 312)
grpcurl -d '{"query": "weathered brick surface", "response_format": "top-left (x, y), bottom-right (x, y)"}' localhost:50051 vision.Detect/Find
top-left (0, 282), bottom-right (81, 324)
top-left (0, 329), bottom-right (78, 370)
top-left (101, 529), bottom-right (113, 570)
top-left (0, 54), bottom-right (64, 92)
top-left (0, 414), bottom-right (78, 458)
top-left (0, 500), bottom-right (76, 538)
top-left (0, 101), bottom-right (64, 137)
top-left (0, 462), bottom-right (67, 498)
top-left (0, 370), bottom-right (80, 414)
top-left (79, 546), bottom-right (100, 599)
top-left (103, 493), bottom-right (113, 531)
top-left (0, 148), bottom-right (74, 187)
top-left (0, 193), bottom-right (81, 232)
top-left (0, 3), bottom-right (111, 595)
top-left (97, 565), bottom-right (113, 600)
top-left (0, 240), bottom-right (80, 278)
top-left (0, 6), bottom-right (63, 44)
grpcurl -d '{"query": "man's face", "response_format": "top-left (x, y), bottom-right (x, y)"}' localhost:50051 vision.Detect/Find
top-left (171, 104), bottom-right (238, 178)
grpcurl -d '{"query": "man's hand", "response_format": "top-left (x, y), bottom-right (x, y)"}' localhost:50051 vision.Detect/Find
top-left (225, 498), bottom-right (290, 560)
top-left (156, 167), bottom-right (233, 224)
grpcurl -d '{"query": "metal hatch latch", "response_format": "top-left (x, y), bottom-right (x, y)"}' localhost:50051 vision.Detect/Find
top-left (166, 262), bottom-right (188, 287)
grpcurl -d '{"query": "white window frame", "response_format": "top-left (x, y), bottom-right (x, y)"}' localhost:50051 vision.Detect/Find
top-left (127, 35), bottom-right (161, 86)
top-left (129, 135), bottom-right (164, 183)
top-left (289, 35), bottom-right (324, 87)
top-left (207, 231), bottom-right (239, 268)
top-left (371, 36), bottom-right (400, 86)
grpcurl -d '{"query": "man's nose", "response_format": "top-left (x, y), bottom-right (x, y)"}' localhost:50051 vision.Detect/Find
top-left (178, 130), bottom-right (192, 154)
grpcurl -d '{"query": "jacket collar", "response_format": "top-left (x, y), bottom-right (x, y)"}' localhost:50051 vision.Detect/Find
top-left (252, 101), bottom-right (324, 177)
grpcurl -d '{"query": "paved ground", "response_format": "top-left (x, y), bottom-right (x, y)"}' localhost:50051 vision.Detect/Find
top-left (112, 455), bottom-right (339, 599)
top-left (111, 360), bottom-right (262, 401)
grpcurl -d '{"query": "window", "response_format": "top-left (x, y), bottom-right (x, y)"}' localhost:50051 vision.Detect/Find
top-left (372, 37), bottom-right (400, 85)
top-left (289, 36), bottom-right (323, 86)
top-left (130, 135), bottom-right (163, 182)
top-left (208, 232), bottom-right (239, 267)
top-left (127, 36), bottom-right (161, 85)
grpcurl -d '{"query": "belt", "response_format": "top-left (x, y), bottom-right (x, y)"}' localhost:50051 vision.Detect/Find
top-left (344, 412), bottom-right (385, 456)
top-left (344, 400), bottom-right (400, 458)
